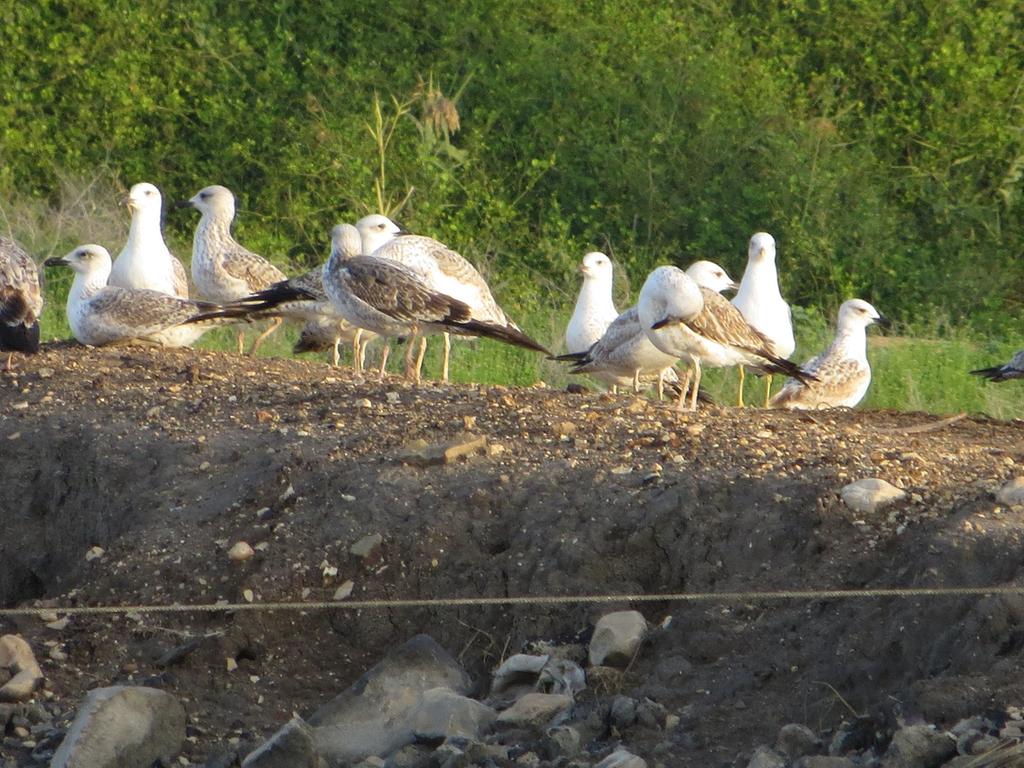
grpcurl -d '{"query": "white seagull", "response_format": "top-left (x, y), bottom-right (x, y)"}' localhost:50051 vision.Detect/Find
top-left (731, 232), bottom-right (795, 406)
top-left (355, 214), bottom-right (547, 381)
top-left (190, 224), bottom-right (378, 368)
top-left (178, 185), bottom-right (287, 355)
top-left (0, 236), bottom-right (43, 368)
top-left (639, 265), bottom-right (813, 411)
top-left (565, 251), bottom-right (618, 355)
top-left (771, 299), bottom-right (889, 409)
top-left (971, 350), bottom-right (1024, 383)
top-left (109, 182), bottom-right (189, 299)
top-left (556, 260), bottom-right (737, 399)
top-left (43, 245), bottom-right (228, 348)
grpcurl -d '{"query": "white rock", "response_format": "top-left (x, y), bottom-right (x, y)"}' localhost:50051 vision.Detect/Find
top-left (0, 634), bottom-right (43, 702)
top-left (589, 610), bottom-right (648, 667)
top-left (595, 747), bottom-right (648, 768)
top-left (333, 581), bottom-right (354, 601)
top-left (840, 478), bottom-right (906, 514)
top-left (228, 542), bottom-right (255, 562)
top-left (996, 477), bottom-right (1024, 506)
top-left (495, 693), bottom-right (572, 729)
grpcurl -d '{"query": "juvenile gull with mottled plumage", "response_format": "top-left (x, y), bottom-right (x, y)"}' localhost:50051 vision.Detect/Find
top-left (0, 236), bottom-right (43, 368)
top-left (179, 185), bottom-right (287, 355)
top-left (44, 245), bottom-right (228, 348)
top-left (771, 299), bottom-right (889, 409)
top-left (639, 265), bottom-right (814, 411)
top-left (355, 214), bottom-right (548, 381)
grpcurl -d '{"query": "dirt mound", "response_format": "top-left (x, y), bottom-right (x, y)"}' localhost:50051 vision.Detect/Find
top-left (3, 346), bottom-right (1024, 765)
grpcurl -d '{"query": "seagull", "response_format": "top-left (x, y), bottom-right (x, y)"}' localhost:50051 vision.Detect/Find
top-left (555, 260), bottom-right (737, 398)
top-left (770, 299), bottom-right (889, 409)
top-left (971, 351), bottom-right (1024, 383)
top-left (109, 182), bottom-right (189, 298)
top-left (565, 251), bottom-right (619, 355)
top-left (189, 224), bottom-right (378, 369)
top-left (732, 232), bottom-right (795, 407)
top-left (43, 245), bottom-right (232, 347)
top-left (178, 185), bottom-right (288, 355)
top-left (0, 236), bottom-right (43, 369)
top-left (355, 214), bottom-right (548, 381)
top-left (325, 224), bottom-right (549, 383)
top-left (639, 265), bottom-right (814, 411)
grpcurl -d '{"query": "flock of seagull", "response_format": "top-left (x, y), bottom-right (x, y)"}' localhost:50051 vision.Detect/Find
top-left (0, 180), bottom-right (1019, 411)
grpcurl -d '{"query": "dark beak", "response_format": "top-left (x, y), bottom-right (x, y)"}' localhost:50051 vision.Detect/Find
top-left (393, 224), bottom-right (411, 236)
top-left (171, 199), bottom-right (194, 210)
top-left (875, 314), bottom-right (892, 329)
top-left (651, 316), bottom-right (678, 330)
top-left (43, 257), bottom-right (70, 267)
top-left (727, 280), bottom-right (740, 292)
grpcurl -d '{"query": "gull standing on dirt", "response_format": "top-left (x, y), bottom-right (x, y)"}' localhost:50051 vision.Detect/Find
top-left (565, 251), bottom-right (619, 355)
top-left (178, 185), bottom-right (287, 355)
top-left (190, 224), bottom-right (378, 368)
top-left (109, 182), bottom-right (189, 298)
top-left (732, 232), bottom-right (795, 407)
top-left (0, 236), bottom-right (43, 369)
top-left (555, 260), bottom-right (737, 399)
top-left (43, 245), bottom-right (231, 347)
top-left (770, 299), bottom-right (889, 409)
top-left (971, 350), bottom-right (1024, 383)
top-left (639, 265), bottom-right (813, 411)
top-left (355, 214), bottom-right (548, 381)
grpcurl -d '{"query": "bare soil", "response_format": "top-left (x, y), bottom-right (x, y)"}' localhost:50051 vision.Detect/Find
top-left (3, 345), bottom-right (1024, 766)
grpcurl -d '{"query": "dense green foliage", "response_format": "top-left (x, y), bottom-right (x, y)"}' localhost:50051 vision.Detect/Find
top-left (2, 2), bottom-right (1023, 343)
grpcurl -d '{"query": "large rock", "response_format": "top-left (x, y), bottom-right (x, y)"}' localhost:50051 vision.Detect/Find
top-left (798, 758), bottom-right (856, 768)
top-left (0, 635), bottom-right (42, 702)
top-left (495, 692), bottom-right (572, 730)
top-left (777, 723), bottom-right (820, 758)
top-left (589, 611), bottom-right (648, 667)
top-left (242, 717), bottom-right (321, 768)
top-left (491, 654), bottom-right (586, 703)
top-left (840, 479), bottom-right (905, 514)
top-left (50, 686), bottom-right (186, 768)
top-left (309, 634), bottom-right (471, 764)
top-left (595, 747), bottom-right (648, 768)
top-left (882, 725), bottom-right (956, 768)
top-left (996, 477), bottom-right (1024, 506)
top-left (747, 746), bottom-right (785, 768)
top-left (406, 687), bottom-right (496, 740)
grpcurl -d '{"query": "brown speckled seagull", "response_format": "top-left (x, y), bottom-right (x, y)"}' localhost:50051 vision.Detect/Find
top-left (0, 236), bottom-right (43, 369)
top-left (178, 185), bottom-right (287, 355)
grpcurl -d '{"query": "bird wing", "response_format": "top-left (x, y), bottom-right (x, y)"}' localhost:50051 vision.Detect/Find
top-left (342, 257), bottom-right (471, 324)
top-left (221, 245), bottom-right (288, 293)
top-left (171, 255), bottom-right (190, 298)
top-left (687, 288), bottom-right (774, 353)
top-left (0, 237), bottom-right (43, 325)
top-left (88, 287), bottom-right (201, 337)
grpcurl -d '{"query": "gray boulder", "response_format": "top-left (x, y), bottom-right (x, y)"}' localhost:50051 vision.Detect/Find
top-left (589, 611), bottom-right (648, 667)
top-left (747, 746), bottom-right (786, 768)
top-left (495, 693), bottom-right (572, 730)
top-left (406, 687), bottom-right (496, 741)
top-left (309, 634), bottom-right (471, 764)
top-left (882, 724), bottom-right (956, 768)
top-left (777, 723), bottom-right (820, 758)
top-left (595, 747), bottom-right (648, 768)
top-left (50, 686), bottom-right (185, 768)
top-left (840, 478), bottom-right (905, 514)
top-left (242, 716), bottom-right (321, 768)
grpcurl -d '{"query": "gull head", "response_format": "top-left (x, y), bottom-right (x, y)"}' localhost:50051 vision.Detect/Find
top-left (124, 182), bottom-right (162, 213)
top-left (44, 244), bottom-right (112, 276)
top-left (356, 214), bottom-right (406, 255)
top-left (579, 251), bottom-right (613, 281)
top-left (838, 299), bottom-right (891, 330)
top-left (638, 265), bottom-right (704, 330)
top-left (747, 232), bottom-right (777, 264)
top-left (685, 260), bottom-right (738, 293)
top-left (330, 223), bottom-right (362, 262)
top-left (179, 185), bottom-right (236, 219)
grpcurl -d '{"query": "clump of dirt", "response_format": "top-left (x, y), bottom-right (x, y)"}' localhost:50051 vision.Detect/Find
top-left (2, 345), bottom-right (1024, 765)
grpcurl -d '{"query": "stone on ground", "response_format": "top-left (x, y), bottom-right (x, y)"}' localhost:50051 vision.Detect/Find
top-left (996, 476), bottom-right (1024, 506)
top-left (840, 478), bottom-right (906, 514)
top-left (308, 634), bottom-right (471, 765)
top-left (747, 746), bottom-right (786, 768)
top-left (0, 635), bottom-right (43, 702)
top-left (495, 692), bottom-right (572, 730)
top-left (776, 722), bottom-right (820, 758)
top-left (589, 610), bottom-right (648, 667)
top-left (242, 716), bottom-right (321, 768)
top-left (595, 746), bottom-right (648, 768)
top-left (882, 724), bottom-right (956, 768)
top-left (49, 685), bottom-right (186, 768)
top-left (406, 687), bottom-right (496, 741)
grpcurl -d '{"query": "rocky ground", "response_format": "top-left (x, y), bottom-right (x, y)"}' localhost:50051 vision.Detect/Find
top-left (2, 345), bottom-right (1024, 767)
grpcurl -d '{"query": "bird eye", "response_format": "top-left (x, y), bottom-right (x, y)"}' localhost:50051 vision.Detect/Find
top-left (199, 192), bottom-right (209, 199)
